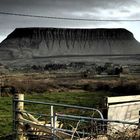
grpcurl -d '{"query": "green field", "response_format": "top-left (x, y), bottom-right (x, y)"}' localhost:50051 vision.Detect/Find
top-left (0, 91), bottom-right (110, 137)
top-left (0, 97), bottom-right (13, 137)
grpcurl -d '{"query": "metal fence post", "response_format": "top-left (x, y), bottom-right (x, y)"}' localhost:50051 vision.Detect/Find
top-left (51, 105), bottom-right (55, 139)
top-left (51, 105), bottom-right (57, 140)
top-left (53, 114), bottom-right (57, 139)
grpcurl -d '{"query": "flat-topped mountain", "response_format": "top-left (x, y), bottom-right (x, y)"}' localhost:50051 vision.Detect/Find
top-left (0, 28), bottom-right (140, 66)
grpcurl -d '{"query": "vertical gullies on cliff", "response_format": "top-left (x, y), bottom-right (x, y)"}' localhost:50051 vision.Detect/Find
top-left (0, 28), bottom-right (139, 59)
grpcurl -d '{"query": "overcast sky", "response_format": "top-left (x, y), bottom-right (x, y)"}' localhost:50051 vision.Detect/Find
top-left (0, 0), bottom-right (140, 42)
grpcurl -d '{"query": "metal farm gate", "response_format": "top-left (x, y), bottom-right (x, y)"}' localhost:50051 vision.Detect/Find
top-left (12, 93), bottom-right (140, 140)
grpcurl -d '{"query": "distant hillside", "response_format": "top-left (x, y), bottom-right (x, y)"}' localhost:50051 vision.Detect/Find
top-left (0, 28), bottom-right (140, 66)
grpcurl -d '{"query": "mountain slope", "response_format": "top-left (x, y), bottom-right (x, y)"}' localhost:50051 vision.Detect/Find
top-left (0, 28), bottom-right (140, 66)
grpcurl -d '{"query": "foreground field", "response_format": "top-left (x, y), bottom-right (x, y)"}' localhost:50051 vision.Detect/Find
top-left (0, 73), bottom-right (140, 138)
top-left (0, 91), bottom-right (109, 137)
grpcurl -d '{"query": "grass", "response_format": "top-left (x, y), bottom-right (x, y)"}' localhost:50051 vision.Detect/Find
top-left (0, 97), bottom-right (13, 136)
top-left (0, 91), bottom-right (110, 137)
top-left (26, 91), bottom-right (108, 106)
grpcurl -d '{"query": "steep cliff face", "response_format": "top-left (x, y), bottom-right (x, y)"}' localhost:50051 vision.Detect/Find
top-left (0, 28), bottom-right (140, 65)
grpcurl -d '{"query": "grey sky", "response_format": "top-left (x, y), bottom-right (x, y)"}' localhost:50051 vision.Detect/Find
top-left (0, 0), bottom-right (140, 42)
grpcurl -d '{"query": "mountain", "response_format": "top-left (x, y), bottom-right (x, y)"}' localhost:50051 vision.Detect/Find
top-left (0, 28), bottom-right (140, 66)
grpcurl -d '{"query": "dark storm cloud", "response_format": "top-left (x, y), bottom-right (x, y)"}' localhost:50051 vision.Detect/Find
top-left (0, 0), bottom-right (139, 22)
top-left (0, 0), bottom-right (140, 42)
top-left (0, 0), bottom-right (138, 15)
top-left (0, 0), bottom-right (137, 8)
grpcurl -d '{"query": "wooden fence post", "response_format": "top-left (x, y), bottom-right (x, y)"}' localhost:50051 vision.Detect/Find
top-left (13, 93), bottom-right (25, 140)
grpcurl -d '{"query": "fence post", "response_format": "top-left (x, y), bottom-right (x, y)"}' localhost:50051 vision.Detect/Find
top-left (13, 93), bottom-right (25, 140)
top-left (51, 105), bottom-right (57, 140)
